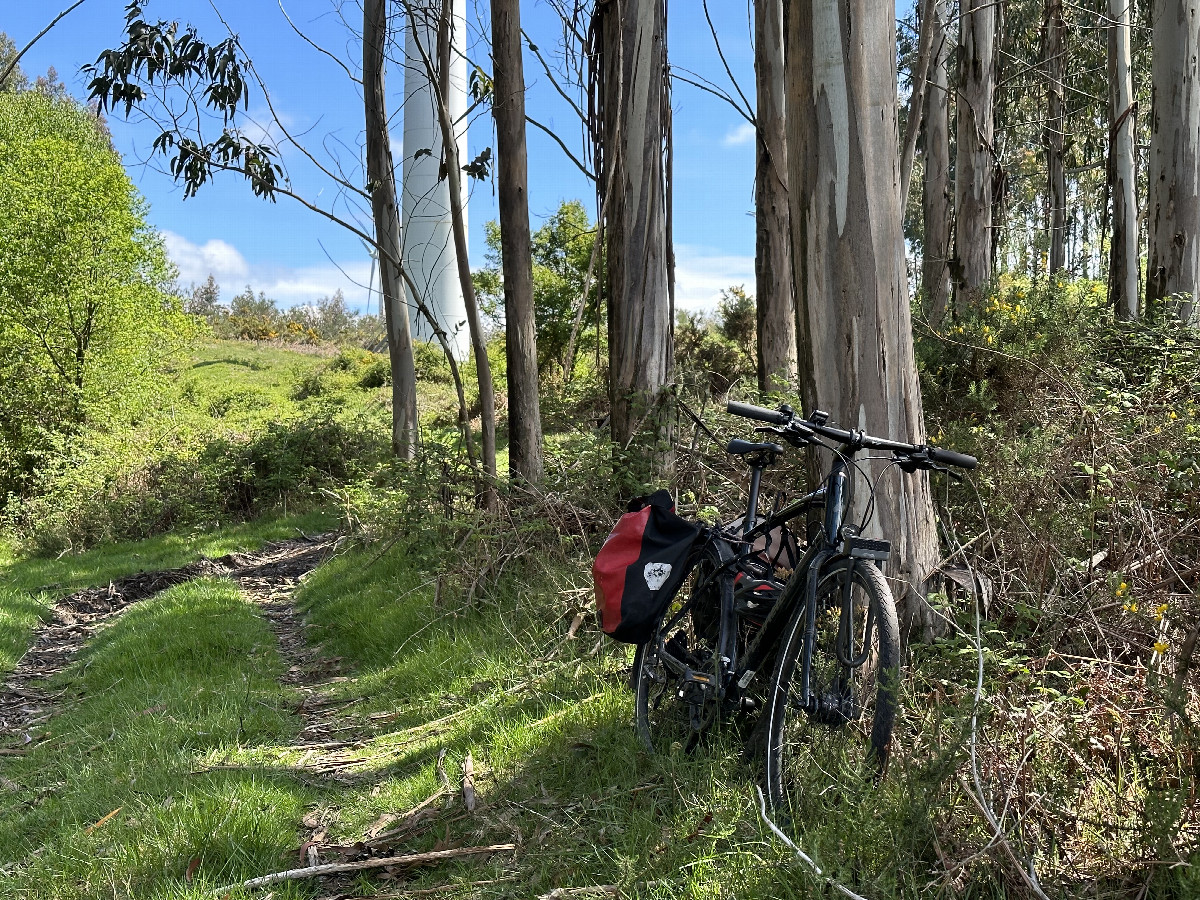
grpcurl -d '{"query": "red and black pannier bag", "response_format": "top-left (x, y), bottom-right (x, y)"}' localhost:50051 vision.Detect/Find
top-left (593, 490), bottom-right (703, 644)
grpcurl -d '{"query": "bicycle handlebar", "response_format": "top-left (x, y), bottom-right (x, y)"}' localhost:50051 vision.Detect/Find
top-left (927, 446), bottom-right (978, 470)
top-left (725, 399), bottom-right (978, 470)
top-left (725, 400), bottom-right (790, 425)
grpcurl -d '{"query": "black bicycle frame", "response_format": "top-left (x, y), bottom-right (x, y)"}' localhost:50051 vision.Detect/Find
top-left (732, 446), bottom-right (858, 706)
top-left (648, 443), bottom-right (870, 718)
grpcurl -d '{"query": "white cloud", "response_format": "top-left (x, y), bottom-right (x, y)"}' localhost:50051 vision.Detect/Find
top-left (674, 245), bottom-right (755, 311)
top-left (162, 231), bottom-right (250, 286)
top-left (163, 230), bottom-right (377, 310)
top-left (258, 262), bottom-right (375, 306)
top-left (722, 122), bottom-right (756, 147)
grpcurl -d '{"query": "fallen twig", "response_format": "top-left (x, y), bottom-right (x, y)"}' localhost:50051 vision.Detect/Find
top-left (213, 843), bottom-right (516, 893)
top-left (462, 751), bottom-right (476, 812)
top-left (538, 886), bottom-right (618, 899)
top-left (755, 787), bottom-right (868, 900)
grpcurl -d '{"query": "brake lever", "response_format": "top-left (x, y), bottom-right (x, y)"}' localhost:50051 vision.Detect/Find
top-left (895, 451), bottom-right (962, 482)
top-left (762, 421), bottom-right (822, 449)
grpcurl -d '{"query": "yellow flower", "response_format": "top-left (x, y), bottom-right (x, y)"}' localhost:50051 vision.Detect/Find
top-left (1154, 640), bottom-right (1169, 654)
top-left (1169, 411), bottom-right (1178, 419)
top-left (1115, 582), bottom-right (1128, 597)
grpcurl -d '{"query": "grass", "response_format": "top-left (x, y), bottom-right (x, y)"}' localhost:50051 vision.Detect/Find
top-left (0, 510), bottom-right (337, 681)
top-left (2, 518), bottom-right (1196, 898)
top-left (3, 320), bottom-right (1199, 898)
top-left (0, 578), bottom-right (312, 899)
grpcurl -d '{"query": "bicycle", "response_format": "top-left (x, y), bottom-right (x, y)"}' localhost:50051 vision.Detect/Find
top-left (631, 400), bottom-right (977, 819)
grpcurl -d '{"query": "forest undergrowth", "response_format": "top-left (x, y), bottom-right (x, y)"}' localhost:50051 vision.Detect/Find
top-left (0, 278), bottom-right (1198, 898)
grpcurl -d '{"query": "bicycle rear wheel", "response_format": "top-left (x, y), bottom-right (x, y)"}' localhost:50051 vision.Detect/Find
top-left (764, 557), bottom-right (900, 817)
top-left (633, 553), bottom-right (732, 754)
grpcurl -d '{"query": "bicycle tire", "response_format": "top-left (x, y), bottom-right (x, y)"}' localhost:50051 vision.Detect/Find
top-left (764, 557), bottom-right (900, 817)
top-left (633, 551), bottom-right (732, 754)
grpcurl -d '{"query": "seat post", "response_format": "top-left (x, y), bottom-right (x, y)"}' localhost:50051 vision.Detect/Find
top-left (744, 458), bottom-right (765, 535)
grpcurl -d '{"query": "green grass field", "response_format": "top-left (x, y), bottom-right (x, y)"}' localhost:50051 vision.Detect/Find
top-left (2, 338), bottom-right (1196, 899)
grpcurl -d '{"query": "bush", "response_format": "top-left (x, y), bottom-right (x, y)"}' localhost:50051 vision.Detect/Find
top-left (10, 404), bottom-right (388, 554)
top-left (0, 90), bottom-right (188, 499)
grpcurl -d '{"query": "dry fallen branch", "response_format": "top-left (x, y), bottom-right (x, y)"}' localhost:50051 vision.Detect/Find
top-left (461, 751), bottom-right (477, 812)
top-left (213, 843), bottom-right (516, 893)
top-left (537, 886), bottom-right (618, 899)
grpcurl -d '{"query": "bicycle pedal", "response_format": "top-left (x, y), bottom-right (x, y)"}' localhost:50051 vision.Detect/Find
top-left (844, 537), bottom-right (891, 561)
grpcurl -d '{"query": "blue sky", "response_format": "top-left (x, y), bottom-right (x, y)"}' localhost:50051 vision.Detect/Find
top-left (6, 0), bottom-right (761, 312)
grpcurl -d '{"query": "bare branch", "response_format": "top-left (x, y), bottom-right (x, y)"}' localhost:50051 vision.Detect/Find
top-left (669, 67), bottom-right (755, 126)
top-left (526, 114), bottom-right (595, 180)
top-left (701, 0), bottom-right (754, 121)
top-left (0, 0), bottom-right (90, 89)
top-left (522, 28), bottom-right (588, 124)
top-left (278, 0), bottom-right (363, 85)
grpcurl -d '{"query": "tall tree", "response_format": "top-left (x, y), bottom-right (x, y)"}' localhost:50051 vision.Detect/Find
top-left (1044, 0), bottom-right (1067, 274)
top-left (754, 0), bottom-right (797, 393)
top-left (0, 32), bottom-right (30, 93)
top-left (429, 0), bottom-right (499, 494)
top-left (1146, 0), bottom-right (1200, 322)
top-left (365, 0), bottom-right (419, 458)
top-left (787, 0), bottom-right (941, 637)
top-left (954, 0), bottom-right (997, 300)
top-left (921, 0), bottom-right (952, 324)
top-left (589, 0), bottom-right (674, 466)
top-left (492, 0), bottom-right (544, 484)
top-left (1108, 0), bottom-right (1139, 319)
top-left (0, 91), bottom-right (182, 495)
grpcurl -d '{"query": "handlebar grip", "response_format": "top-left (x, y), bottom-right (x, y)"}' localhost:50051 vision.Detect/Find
top-left (726, 400), bottom-right (790, 425)
top-left (928, 446), bottom-right (978, 470)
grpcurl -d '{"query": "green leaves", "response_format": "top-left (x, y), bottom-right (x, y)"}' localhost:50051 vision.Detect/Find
top-left (0, 91), bottom-right (187, 498)
top-left (84, 1), bottom-right (279, 201)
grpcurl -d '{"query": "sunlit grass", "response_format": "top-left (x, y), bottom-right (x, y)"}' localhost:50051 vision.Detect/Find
top-left (0, 578), bottom-right (313, 899)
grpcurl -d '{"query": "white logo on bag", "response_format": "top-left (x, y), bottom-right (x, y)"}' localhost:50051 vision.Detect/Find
top-left (644, 562), bottom-right (672, 591)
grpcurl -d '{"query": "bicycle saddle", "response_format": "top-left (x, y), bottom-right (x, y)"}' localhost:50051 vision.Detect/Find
top-left (726, 438), bottom-right (785, 456)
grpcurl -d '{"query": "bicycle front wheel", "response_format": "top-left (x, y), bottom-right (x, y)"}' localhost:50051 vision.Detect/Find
top-left (764, 557), bottom-right (900, 817)
top-left (633, 553), bottom-right (731, 754)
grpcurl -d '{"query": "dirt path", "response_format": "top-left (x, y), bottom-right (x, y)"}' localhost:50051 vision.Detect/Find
top-left (0, 534), bottom-right (341, 748)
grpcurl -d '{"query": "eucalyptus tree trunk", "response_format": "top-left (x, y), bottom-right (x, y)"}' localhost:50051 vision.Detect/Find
top-left (1146, 0), bottom-right (1200, 322)
top-left (1044, 0), bottom-right (1067, 274)
top-left (922, 0), bottom-right (952, 325)
top-left (754, 0), bottom-right (797, 393)
top-left (364, 0), bottom-right (419, 458)
top-left (492, 0), bottom-right (544, 484)
top-left (1108, 0), bottom-right (1138, 319)
top-left (786, 0), bottom-right (941, 640)
top-left (899, 0), bottom-right (939, 207)
top-left (590, 0), bottom-right (673, 468)
top-left (954, 0), bottom-right (996, 302)
top-left (422, 0), bottom-right (498, 499)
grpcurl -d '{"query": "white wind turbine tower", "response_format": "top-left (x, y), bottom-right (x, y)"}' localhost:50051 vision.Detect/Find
top-left (401, 0), bottom-right (470, 360)
top-left (362, 237), bottom-right (380, 318)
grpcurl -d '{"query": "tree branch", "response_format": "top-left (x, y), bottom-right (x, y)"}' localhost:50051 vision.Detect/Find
top-left (0, 0), bottom-right (90, 89)
top-left (526, 114), bottom-right (595, 180)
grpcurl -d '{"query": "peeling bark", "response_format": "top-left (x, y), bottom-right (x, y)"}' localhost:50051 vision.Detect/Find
top-left (590, 0), bottom-right (673, 469)
top-left (922, 0), bottom-right (951, 325)
top-left (1146, 0), bottom-right (1200, 323)
top-left (1044, 0), bottom-right (1067, 274)
top-left (954, 0), bottom-right (996, 302)
top-left (754, 0), bottom-right (797, 393)
top-left (364, 0), bottom-right (419, 458)
top-left (787, 0), bottom-right (941, 640)
top-left (1108, 0), bottom-right (1139, 319)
